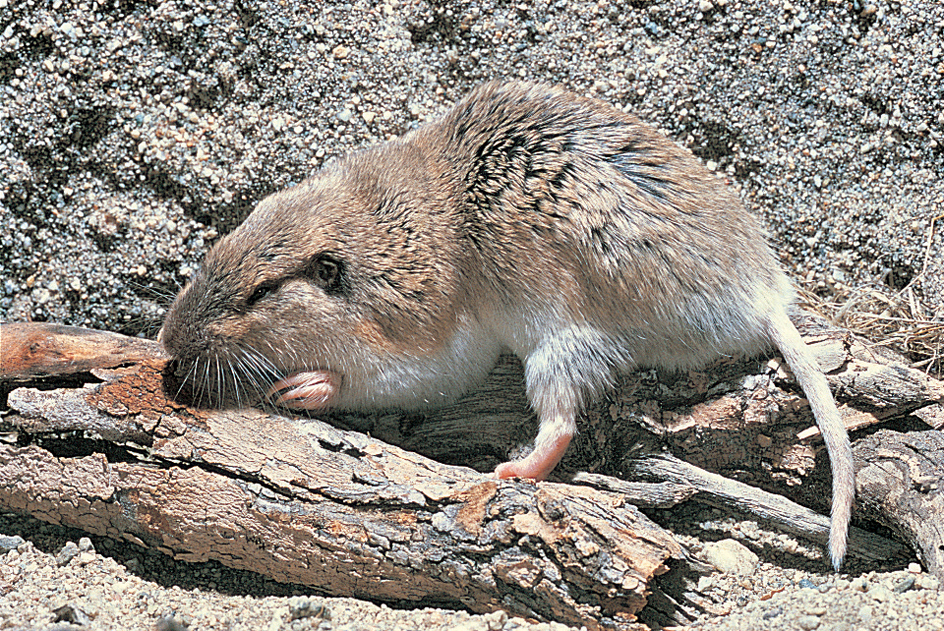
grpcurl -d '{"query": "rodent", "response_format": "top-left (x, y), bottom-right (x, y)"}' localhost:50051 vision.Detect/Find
top-left (159, 81), bottom-right (854, 569)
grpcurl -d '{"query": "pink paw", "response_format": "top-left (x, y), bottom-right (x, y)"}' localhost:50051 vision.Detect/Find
top-left (267, 371), bottom-right (340, 409)
top-left (494, 459), bottom-right (544, 481)
top-left (492, 434), bottom-right (573, 481)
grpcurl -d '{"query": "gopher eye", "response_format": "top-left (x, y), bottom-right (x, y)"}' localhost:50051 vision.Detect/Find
top-left (246, 281), bottom-right (279, 307)
top-left (311, 254), bottom-right (345, 295)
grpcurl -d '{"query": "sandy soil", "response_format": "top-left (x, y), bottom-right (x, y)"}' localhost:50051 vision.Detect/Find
top-left (1, 0), bottom-right (942, 629)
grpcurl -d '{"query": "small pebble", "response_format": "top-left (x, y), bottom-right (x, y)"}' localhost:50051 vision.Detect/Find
top-left (796, 614), bottom-right (821, 630)
top-left (51, 604), bottom-right (92, 625)
top-left (55, 541), bottom-right (80, 566)
top-left (288, 596), bottom-right (330, 621)
top-left (0, 535), bottom-right (25, 552)
top-left (701, 539), bottom-right (759, 575)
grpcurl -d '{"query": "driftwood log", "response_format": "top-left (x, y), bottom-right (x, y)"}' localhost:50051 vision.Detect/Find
top-left (1, 318), bottom-right (943, 629)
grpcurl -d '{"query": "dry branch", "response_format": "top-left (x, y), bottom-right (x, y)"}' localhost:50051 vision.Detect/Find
top-left (2, 323), bottom-right (679, 630)
top-left (1, 318), bottom-right (943, 628)
top-left (854, 429), bottom-right (944, 578)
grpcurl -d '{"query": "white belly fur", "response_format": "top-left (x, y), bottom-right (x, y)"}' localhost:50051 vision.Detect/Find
top-left (336, 313), bottom-right (503, 411)
top-left (337, 282), bottom-right (789, 414)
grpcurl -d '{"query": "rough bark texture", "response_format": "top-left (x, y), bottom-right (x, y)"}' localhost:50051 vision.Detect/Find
top-left (854, 430), bottom-right (944, 579)
top-left (1, 323), bottom-right (681, 630)
top-left (1, 318), bottom-right (943, 628)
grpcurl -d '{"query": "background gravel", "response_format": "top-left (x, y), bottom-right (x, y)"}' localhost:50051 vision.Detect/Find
top-left (1, 0), bottom-right (942, 629)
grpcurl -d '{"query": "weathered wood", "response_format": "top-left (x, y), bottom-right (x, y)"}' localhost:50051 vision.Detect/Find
top-left (855, 430), bottom-right (944, 578)
top-left (1, 324), bottom-right (678, 630)
top-left (0, 322), bottom-right (162, 380)
top-left (620, 453), bottom-right (905, 564)
top-left (570, 472), bottom-right (698, 509)
top-left (0, 427), bottom-right (669, 631)
top-left (1, 318), bottom-right (943, 628)
top-left (567, 314), bottom-right (944, 542)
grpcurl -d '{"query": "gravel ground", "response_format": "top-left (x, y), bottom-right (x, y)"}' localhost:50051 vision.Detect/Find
top-left (1, 0), bottom-right (943, 629)
top-left (2, 507), bottom-right (943, 631)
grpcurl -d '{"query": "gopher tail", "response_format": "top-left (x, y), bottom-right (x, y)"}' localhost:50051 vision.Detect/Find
top-left (766, 309), bottom-right (855, 571)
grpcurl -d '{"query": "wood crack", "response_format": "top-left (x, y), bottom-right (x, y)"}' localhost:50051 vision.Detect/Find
top-left (1, 319), bottom-right (942, 629)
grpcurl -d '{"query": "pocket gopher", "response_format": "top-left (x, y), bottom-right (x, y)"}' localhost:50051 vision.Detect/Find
top-left (160, 81), bottom-right (854, 569)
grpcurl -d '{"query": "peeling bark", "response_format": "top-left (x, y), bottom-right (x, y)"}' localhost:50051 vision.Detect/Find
top-left (1, 324), bottom-right (677, 630)
top-left (855, 430), bottom-right (944, 578)
top-left (1, 319), bottom-right (943, 628)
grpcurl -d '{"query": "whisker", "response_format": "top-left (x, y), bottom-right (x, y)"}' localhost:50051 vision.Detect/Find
top-left (240, 350), bottom-right (269, 393)
top-left (174, 358), bottom-right (199, 402)
top-left (239, 344), bottom-right (281, 406)
top-left (215, 355), bottom-right (224, 408)
top-left (228, 357), bottom-right (242, 407)
top-left (200, 355), bottom-right (211, 408)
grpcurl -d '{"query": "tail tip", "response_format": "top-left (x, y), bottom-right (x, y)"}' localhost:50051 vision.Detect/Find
top-left (829, 532), bottom-right (847, 572)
